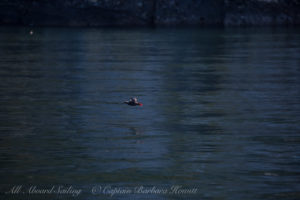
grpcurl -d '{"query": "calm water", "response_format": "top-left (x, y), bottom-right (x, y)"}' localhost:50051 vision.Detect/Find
top-left (0, 27), bottom-right (300, 200)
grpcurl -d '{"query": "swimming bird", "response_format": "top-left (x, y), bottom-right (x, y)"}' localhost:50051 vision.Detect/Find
top-left (124, 97), bottom-right (143, 106)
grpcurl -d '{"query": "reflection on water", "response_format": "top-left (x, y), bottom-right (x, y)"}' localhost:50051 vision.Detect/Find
top-left (0, 27), bottom-right (300, 200)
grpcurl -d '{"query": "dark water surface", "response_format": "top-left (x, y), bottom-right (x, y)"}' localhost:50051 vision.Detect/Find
top-left (0, 27), bottom-right (300, 200)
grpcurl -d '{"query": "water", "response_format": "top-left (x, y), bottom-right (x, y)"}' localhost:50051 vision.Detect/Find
top-left (0, 26), bottom-right (299, 200)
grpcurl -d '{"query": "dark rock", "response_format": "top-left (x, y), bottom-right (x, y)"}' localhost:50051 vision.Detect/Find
top-left (224, 0), bottom-right (300, 26)
top-left (0, 0), bottom-right (299, 26)
top-left (0, 0), bottom-right (155, 26)
top-left (154, 0), bottom-right (224, 26)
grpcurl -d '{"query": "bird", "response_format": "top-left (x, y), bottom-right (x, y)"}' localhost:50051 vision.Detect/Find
top-left (124, 97), bottom-right (143, 106)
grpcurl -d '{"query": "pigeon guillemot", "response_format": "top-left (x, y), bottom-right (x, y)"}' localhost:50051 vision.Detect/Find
top-left (124, 97), bottom-right (143, 106)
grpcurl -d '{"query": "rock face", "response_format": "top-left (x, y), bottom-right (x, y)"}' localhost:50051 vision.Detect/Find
top-left (154, 0), bottom-right (224, 25)
top-left (225, 0), bottom-right (300, 26)
top-left (0, 0), bottom-right (155, 26)
top-left (0, 0), bottom-right (299, 26)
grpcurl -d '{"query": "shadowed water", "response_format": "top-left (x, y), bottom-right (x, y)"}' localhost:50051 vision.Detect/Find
top-left (0, 27), bottom-right (300, 200)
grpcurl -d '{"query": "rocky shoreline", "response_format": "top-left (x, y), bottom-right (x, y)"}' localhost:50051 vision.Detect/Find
top-left (0, 0), bottom-right (299, 27)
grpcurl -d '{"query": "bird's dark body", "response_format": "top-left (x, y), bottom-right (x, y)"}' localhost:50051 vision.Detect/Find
top-left (124, 101), bottom-right (141, 106)
top-left (124, 97), bottom-right (143, 106)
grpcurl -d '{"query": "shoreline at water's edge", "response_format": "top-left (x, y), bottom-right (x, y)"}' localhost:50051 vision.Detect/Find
top-left (0, 0), bottom-right (299, 27)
